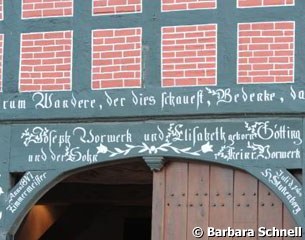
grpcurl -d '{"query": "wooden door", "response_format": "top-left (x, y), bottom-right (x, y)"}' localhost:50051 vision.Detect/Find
top-left (152, 161), bottom-right (300, 240)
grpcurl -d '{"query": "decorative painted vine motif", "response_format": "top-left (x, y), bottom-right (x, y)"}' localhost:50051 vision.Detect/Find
top-left (11, 119), bottom-right (302, 169)
top-left (96, 141), bottom-right (214, 157)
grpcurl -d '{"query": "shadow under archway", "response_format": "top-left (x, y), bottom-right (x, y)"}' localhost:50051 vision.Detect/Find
top-left (15, 158), bottom-right (153, 240)
top-left (9, 156), bottom-right (303, 240)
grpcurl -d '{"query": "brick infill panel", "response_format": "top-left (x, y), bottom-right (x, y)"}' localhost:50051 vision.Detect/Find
top-left (162, 0), bottom-right (216, 12)
top-left (92, 27), bottom-right (142, 89)
top-left (22, 0), bottom-right (73, 19)
top-left (93, 0), bottom-right (142, 15)
top-left (238, 0), bottom-right (294, 8)
top-left (162, 24), bottom-right (217, 87)
top-left (0, 0), bottom-right (3, 20)
top-left (20, 31), bottom-right (73, 92)
top-left (237, 21), bottom-right (295, 84)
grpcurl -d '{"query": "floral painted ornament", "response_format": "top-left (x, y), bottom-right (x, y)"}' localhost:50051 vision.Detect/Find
top-left (96, 141), bottom-right (214, 158)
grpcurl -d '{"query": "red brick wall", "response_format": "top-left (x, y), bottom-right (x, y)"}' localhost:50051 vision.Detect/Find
top-left (93, 0), bottom-right (142, 15)
top-left (92, 28), bottom-right (142, 89)
top-left (162, 24), bottom-right (217, 87)
top-left (20, 31), bottom-right (73, 92)
top-left (22, 0), bottom-right (73, 19)
top-left (0, 0), bottom-right (3, 20)
top-left (237, 21), bottom-right (295, 84)
top-left (238, 0), bottom-right (294, 8)
top-left (0, 34), bottom-right (3, 91)
top-left (162, 0), bottom-right (216, 12)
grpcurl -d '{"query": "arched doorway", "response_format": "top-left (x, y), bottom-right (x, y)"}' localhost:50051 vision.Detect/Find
top-left (15, 159), bottom-right (153, 240)
top-left (14, 160), bottom-right (300, 240)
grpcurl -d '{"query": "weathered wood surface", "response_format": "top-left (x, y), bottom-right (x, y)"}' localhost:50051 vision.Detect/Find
top-left (233, 170), bottom-right (258, 240)
top-left (152, 162), bottom-right (300, 240)
top-left (151, 169), bottom-right (165, 240)
top-left (186, 163), bottom-right (209, 240)
top-left (10, 119), bottom-right (303, 172)
top-left (164, 162), bottom-right (188, 240)
top-left (258, 182), bottom-right (282, 240)
top-left (209, 165), bottom-right (234, 240)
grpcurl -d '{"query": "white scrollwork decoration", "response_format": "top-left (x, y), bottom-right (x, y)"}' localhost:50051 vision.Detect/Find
top-left (96, 141), bottom-right (213, 158)
top-left (21, 127), bottom-right (50, 147)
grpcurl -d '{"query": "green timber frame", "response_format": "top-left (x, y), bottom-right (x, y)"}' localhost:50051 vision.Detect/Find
top-left (0, 0), bottom-right (305, 239)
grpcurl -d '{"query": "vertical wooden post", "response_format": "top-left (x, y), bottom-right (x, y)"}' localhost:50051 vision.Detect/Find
top-left (151, 168), bottom-right (165, 240)
top-left (163, 162), bottom-right (188, 240)
top-left (0, 126), bottom-right (12, 236)
top-left (0, 231), bottom-right (12, 240)
top-left (303, 119), bottom-right (305, 237)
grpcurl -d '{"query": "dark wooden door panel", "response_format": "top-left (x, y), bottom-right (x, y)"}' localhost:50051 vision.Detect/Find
top-left (233, 170), bottom-right (258, 240)
top-left (186, 163), bottom-right (209, 240)
top-left (283, 207), bottom-right (301, 240)
top-left (164, 162), bottom-right (188, 240)
top-left (152, 161), bottom-right (300, 240)
top-left (258, 182), bottom-right (283, 240)
top-left (209, 165), bottom-right (234, 240)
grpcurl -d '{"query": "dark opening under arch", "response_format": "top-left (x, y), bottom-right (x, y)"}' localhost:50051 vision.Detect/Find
top-left (14, 158), bottom-right (301, 240)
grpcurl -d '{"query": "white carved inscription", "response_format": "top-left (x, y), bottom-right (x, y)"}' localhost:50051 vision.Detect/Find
top-left (6, 172), bottom-right (47, 214)
top-left (19, 120), bottom-right (301, 164)
top-left (215, 121), bottom-right (302, 161)
top-left (261, 168), bottom-right (302, 215)
top-left (2, 85), bottom-right (305, 114)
